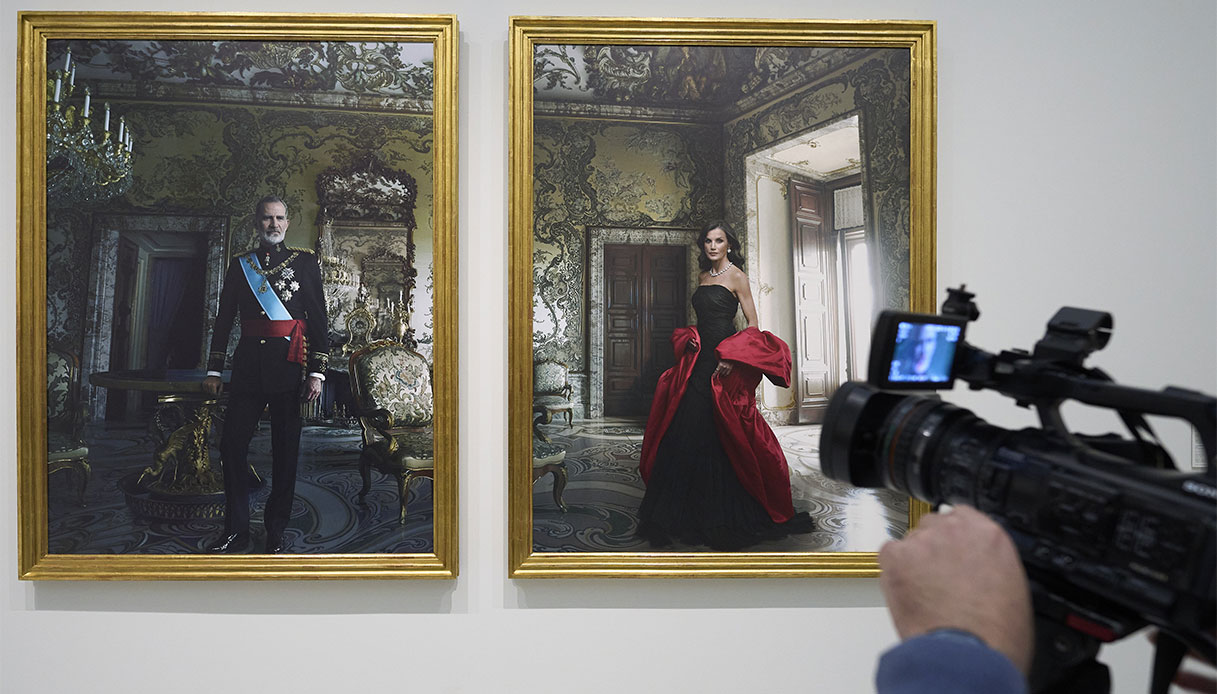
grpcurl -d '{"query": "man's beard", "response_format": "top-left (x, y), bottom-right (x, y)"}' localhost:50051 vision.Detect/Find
top-left (259, 230), bottom-right (285, 246)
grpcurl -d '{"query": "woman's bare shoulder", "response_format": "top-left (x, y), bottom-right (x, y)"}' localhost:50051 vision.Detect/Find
top-left (728, 265), bottom-right (750, 286)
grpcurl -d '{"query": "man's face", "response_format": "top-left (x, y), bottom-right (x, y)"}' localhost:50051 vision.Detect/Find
top-left (256, 201), bottom-right (289, 246)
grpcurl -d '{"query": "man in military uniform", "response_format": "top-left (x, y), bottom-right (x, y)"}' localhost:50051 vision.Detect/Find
top-left (203, 195), bottom-right (329, 554)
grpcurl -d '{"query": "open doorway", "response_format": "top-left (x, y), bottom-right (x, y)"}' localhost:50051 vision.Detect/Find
top-left (105, 230), bottom-right (208, 420)
top-left (744, 114), bottom-right (873, 424)
top-left (81, 214), bottom-right (228, 422)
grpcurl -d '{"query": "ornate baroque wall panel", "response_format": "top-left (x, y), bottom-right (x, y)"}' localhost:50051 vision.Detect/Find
top-left (45, 210), bottom-right (93, 353)
top-left (45, 102), bottom-right (434, 368)
top-left (532, 117), bottom-right (721, 370)
top-left (120, 105), bottom-right (434, 247)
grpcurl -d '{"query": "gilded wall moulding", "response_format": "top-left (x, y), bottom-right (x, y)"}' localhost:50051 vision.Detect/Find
top-left (18, 12), bottom-right (459, 580)
top-left (510, 16), bottom-right (936, 578)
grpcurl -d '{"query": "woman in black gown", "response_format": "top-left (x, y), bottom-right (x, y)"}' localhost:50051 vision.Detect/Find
top-left (637, 221), bottom-right (813, 550)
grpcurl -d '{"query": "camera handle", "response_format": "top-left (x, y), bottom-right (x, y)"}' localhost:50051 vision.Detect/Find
top-left (1027, 615), bottom-right (1109, 694)
top-left (1150, 633), bottom-right (1188, 694)
top-left (959, 351), bottom-right (1217, 472)
top-left (1030, 374), bottom-right (1216, 471)
top-left (1027, 621), bottom-right (1189, 694)
top-left (1026, 576), bottom-right (1194, 694)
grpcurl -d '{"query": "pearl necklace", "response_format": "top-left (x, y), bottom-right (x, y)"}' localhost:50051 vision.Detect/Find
top-left (709, 261), bottom-right (733, 277)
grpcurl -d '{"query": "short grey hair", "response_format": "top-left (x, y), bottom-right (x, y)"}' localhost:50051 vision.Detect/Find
top-left (254, 195), bottom-right (289, 219)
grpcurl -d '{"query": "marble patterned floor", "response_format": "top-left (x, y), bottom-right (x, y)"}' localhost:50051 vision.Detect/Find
top-left (533, 417), bottom-right (907, 553)
top-left (47, 423), bottom-right (434, 554)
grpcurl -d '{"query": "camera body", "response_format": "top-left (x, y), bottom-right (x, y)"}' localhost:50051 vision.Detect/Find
top-left (821, 286), bottom-right (1216, 691)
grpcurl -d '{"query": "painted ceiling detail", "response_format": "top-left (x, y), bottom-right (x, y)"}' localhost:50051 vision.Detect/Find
top-left (50, 40), bottom-right (435, 101)
top-left (757, 115), bottom-right (862, 181)
top-left (534, 44), bottom-right (872, 120)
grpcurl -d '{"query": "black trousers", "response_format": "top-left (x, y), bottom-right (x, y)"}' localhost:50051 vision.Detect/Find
top-left (219, 389), bottom-right (301, 540)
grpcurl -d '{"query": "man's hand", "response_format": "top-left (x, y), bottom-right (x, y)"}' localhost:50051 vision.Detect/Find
top-left (202, 375), bottom-right (222, 396)
top-left (303, 375), bottom-right (323, 402)
top-left (714, 360), bottom-right (735, 378)
top-left (879, 505), bottom-right (1034, 675)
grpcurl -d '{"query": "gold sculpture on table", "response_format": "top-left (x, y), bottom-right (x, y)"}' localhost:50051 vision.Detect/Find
top-left (139, 397), bottom-right (225, 494)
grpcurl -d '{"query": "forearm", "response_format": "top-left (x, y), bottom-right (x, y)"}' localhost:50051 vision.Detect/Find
top-left (876, 630), bottom-right (1027, 694)
top-left (303, 256), bottom-right (330, 376)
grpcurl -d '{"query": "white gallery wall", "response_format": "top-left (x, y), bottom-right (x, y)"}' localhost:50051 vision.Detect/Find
top-left (2, 1), bottom-right (1213, 692)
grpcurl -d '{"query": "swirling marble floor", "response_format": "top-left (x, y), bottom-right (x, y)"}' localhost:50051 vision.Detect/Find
top-left (533, 418), bottom-right (907, 553)
top-left (47, 423), bottom-right (433, 554)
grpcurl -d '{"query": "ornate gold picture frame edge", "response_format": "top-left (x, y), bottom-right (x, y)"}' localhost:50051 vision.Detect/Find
top-left (508, 15), bottom-right (936, 578)
top-left (16, 11), bottom-right (460, 580)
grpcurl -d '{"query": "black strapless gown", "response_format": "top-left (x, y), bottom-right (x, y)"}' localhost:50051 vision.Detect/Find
top-left (636, 284), bottom-right (813, 550)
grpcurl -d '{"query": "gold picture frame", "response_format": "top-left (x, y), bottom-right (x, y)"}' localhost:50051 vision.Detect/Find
top-left (509, 16), bottom-right (935, 577)
top-left (17, 12), bottom-right (458, 579)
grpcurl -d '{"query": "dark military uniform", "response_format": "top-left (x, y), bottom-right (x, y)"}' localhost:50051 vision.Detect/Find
top-left (208, 241), bottom-right (329, 546)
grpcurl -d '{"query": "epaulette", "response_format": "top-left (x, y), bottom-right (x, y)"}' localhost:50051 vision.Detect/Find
top-left (287, 246), bottom-right (315, 254)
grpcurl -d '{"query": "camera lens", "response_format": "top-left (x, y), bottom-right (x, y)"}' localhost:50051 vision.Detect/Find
top-left (820, 381), bottom-right (1008, 505)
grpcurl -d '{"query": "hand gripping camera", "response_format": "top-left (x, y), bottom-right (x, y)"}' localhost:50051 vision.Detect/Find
top-left (821, 286), bottom-right (1215, 694)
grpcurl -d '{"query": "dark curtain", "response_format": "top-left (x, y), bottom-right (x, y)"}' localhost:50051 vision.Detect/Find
top-left (145, 256), bottom-right (203, 369)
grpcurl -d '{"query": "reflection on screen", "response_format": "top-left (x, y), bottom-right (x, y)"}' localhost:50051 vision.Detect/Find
top-left (888, 321), bottom-right (962, 383)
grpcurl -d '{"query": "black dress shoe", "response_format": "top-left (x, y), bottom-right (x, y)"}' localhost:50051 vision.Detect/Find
top-left (207, 532), bottom-right (250, 553)
top-left (265, 535), bottom-right (289, 554)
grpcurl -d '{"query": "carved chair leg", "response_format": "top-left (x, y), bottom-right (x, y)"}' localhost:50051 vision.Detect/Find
top-left (76, 460), bottom-right (91, 507)
top-left (396, 471), bottom-right (414, 524)
top-left (551, 463), bottom-right (568, 513)
top-left (358, 455), bottom-right (372, 502)
top-left (533, 411), bottom-right (552, 443)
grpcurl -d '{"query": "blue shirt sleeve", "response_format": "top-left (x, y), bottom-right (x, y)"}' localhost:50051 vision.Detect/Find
top-left (876, 630), bottom-right (1028, 694)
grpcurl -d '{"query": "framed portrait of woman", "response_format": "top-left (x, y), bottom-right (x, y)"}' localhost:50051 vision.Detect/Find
top-left (508, 16), bottom-right (936, 577)
top-left (17, 12), bottom-right (458, 579)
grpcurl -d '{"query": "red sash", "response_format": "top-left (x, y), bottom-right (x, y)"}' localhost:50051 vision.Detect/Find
top-left (242, 319), bottom-right (307, 365)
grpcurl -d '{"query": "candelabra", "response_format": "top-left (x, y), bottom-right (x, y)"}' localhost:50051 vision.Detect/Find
top-left (46, 47), bottom-right (135, 207)
top-left (392, 299), bottom-right (415, 348)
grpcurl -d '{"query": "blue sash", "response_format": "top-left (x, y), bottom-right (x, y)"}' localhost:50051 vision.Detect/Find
top-left (240, 252), bottom-right (292, 321)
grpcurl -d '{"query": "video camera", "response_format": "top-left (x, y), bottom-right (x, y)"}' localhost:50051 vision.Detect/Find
top-left (821, 286), bottom-right (1216, 694)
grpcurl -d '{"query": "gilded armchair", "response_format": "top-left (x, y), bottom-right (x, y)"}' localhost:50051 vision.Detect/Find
top-left (47, 348), bottom-right (90, 505)
top-left (533, 360), bottom-right (575, 442)
top-left (348, 339), bottom-right (434, 524)
top-left (532, 437), bottom-right (568, 512)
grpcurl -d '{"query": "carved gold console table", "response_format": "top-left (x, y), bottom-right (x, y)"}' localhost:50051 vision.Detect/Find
top-left (88, 369), bottom-right (262, 521)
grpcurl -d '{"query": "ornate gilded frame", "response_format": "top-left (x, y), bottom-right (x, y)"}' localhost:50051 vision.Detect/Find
top-left (17, 12), bottom-right (459, 579)
top-left (509, 17), bottom-right (936, 577)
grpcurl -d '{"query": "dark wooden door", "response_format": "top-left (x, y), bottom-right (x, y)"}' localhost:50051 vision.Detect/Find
top-left (603, 244), bottom-right (687, 416)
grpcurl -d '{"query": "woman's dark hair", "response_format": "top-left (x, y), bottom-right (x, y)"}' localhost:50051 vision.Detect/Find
top-left (696, 220), bottom-right (745, 271)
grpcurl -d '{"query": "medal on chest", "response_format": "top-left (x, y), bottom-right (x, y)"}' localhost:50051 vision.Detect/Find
top-left (246, 252), bottom-right (301, 298)
top-left (274, 268), bottom-right (300, 301)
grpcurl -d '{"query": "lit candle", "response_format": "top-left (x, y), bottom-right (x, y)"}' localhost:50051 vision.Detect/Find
top-left (83, 90), bottom-right (90, 118)
top-left (103, 103), bottom-right (110, 131)
top-left (53, 77), bottom-right (61, 103)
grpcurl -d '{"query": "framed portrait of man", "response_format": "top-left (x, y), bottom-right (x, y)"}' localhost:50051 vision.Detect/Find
top-left (17, 12), bottom-right (459, 579)
top-left (508, 17), bottom-right (937, 577)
